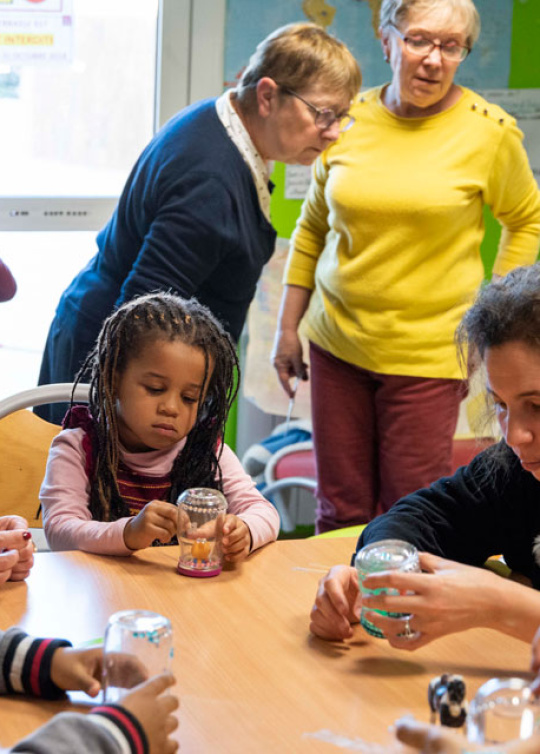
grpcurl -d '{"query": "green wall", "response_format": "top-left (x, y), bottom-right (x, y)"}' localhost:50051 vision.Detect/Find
top-left (269, 162), bottom-right (304, 239)
top-left (509, 0), bottom-right (540, 89)
top-left (482, 1), bottom-right (540, 276)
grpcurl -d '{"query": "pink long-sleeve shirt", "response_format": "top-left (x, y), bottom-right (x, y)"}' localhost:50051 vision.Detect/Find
top-left (40, 428), bottom-right (280, 555)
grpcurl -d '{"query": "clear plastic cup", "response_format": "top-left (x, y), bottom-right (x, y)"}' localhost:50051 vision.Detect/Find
top-left (102, 609), bottom-right (174, 703)
top-left (354, 539), bottom-right (420, 638)
top-left (177, 487), bottom-right (227, 578)
top-left (467, 678), bottom-right (540, 744)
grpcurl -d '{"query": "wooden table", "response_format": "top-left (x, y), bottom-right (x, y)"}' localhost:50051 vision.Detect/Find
top-left (0, 538), bottom-right (531, 753)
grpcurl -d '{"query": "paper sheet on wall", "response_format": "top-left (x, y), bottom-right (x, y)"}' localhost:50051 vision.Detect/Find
top-left (0, 0), bottom-right (73, 65)
top-left (284, 165), bottom-right (312, 200)
top-left (243, 237), bottom-right (311, 419)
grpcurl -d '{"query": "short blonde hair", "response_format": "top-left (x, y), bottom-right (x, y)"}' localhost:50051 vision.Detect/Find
top-left (379, 0), bottom-right (481, 47)
top-left (237, 23), bottom-right (361, 106)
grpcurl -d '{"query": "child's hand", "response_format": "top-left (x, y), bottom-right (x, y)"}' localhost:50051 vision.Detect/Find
top-left (221, 514), bottom-right (251, 562)
top-left (394, 716), bottom-right (466, 753)
top-left (186, 513), bottom-right (251, 562)
top-left (51, 647), bottom-right (149, 698)
top-left (0, 528), bottom-right (34, 582)
top-left (114, 673), bottom-right (179, 754)
top-left (394, 715), bottom-right (540, 754)
top-left (177, 508), bottom-right (190, 535)
top-left (104, 651), bottom-right (149, 690)
top-left (50, 647), bottom-right (104, 697)
top-left (123, 501), bottom-right (178, 551)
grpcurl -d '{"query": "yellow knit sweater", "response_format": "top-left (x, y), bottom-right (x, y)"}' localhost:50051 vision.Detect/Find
top-left (285, 86), bottom-right (540, 379)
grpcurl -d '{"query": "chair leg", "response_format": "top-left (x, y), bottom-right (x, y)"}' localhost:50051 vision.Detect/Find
top-left (261, 478), bottom-right (318, 534)
top-left (272, 491), bottom-right (295, 533)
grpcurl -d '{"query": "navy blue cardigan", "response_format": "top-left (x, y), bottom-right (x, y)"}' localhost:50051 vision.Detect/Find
top-left (57, 98), bottom-right (276, 343)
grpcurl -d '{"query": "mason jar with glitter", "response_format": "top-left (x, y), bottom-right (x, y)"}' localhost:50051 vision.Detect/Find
top-left (177, 487), bottom-right (227, 577)
top-left (102, 610), bottom-right (174, 703)
top-left (354, 539), bottom-right (420, 638)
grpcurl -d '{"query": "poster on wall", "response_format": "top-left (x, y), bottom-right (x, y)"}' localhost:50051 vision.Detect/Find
top-left (0, 0), bottom-right (73, 65)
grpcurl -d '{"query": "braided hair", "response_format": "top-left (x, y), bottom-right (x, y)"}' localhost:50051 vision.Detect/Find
top-left (71, 292), bottom-right (239, 522)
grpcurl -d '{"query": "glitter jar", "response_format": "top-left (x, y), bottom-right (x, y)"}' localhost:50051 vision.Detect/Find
top-left (177, 487), bottom-right (227, 577)
top-left (103, 610), bottom-right (173, 703)
top-left (354, 538), bottom-right (420, 638)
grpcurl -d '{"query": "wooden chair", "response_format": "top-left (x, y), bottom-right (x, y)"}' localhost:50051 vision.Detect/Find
top-left (0, 384), bottom-right (90, 526)
top-left (0, 410), bottom-right (61, 526)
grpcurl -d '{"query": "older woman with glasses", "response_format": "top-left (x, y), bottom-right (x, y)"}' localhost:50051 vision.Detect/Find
top-left (36, 23), bottom-right (361, 425)
top-left (272, 0), bottom-right (540, 533)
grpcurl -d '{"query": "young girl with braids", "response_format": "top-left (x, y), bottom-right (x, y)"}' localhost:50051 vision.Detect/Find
top-left (40, 292), bottom-right (280, 557)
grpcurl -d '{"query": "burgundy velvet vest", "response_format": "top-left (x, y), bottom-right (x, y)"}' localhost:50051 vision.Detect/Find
top-left (63, 406), bottom-right (172, 516)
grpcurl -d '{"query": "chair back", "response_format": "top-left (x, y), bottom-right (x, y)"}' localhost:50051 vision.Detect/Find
top-left (0, 383), bottom-right (90, 419)
top-left (0, 383), bottom-right (90, 526)
top-left (0, 410), bottom-right (60, 526)
top-left (260, 441), bottom-right (317, 533)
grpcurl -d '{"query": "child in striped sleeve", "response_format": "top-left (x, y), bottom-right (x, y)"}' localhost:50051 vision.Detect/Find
top-left (1, 627), bottom-right (179, 754)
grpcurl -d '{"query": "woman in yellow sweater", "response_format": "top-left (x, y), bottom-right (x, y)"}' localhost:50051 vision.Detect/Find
top-left (272, 0), bottom-right (540, 533)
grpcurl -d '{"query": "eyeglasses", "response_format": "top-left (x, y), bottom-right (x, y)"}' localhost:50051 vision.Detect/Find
top-left (390, 25), bottom-right (470, 62)
top-left (281, 87), bottom-right (355, 132)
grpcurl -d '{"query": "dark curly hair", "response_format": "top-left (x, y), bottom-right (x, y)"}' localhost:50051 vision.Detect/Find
top-left (456, 264), bottom-right (540, 469)
top-left (457, 264), bottom-right (540, 362)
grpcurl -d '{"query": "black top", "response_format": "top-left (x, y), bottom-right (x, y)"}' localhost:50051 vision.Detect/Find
top-left (356, 444), bottom-right (540, 588)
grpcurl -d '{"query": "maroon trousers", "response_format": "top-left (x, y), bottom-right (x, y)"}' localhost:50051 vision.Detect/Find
top-left (309, 343), bottom-right (466, 533)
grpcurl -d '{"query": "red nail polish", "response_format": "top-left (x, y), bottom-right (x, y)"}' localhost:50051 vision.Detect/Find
top-left (1, 548), bottom-right (9, 553)
top-left (22, 531), bottom-right (32, 540)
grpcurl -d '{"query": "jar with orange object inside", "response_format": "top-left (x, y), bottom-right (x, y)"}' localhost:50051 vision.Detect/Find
top-left (177, 488), bottom-right (227, 577)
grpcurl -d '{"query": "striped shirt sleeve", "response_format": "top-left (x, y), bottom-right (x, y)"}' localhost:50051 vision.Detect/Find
top-left (0, 627), bottom-right (71, 700)
top-left (91, 705), bottom-right (149, 754)
top-left (9, 709), bottom-right (149, 754)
